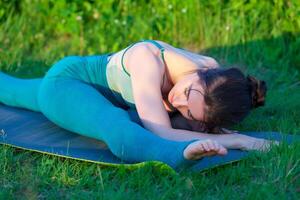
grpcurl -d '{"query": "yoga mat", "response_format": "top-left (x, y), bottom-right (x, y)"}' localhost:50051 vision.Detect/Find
top-left (0, 103), bottom-right (299, 172)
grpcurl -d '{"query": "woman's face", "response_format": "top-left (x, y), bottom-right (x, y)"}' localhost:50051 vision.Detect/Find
top-left (168, 73), bottom-right (206, 121)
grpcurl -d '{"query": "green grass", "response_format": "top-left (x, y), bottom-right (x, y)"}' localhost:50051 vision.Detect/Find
top-left (0, 0), bottom-right (300, 199)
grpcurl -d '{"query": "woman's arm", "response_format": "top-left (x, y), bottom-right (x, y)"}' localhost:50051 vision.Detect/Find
top-left (157, 40), bottom-right (220, 69)
top-left (148, 124), bottom-right (247, 150)
top-left (168, 109), bottom-right (275, 151)
top-left (127, 43), bottom-right (270, 151)
top-left (170, 112), bottom-right (239, 134)
top-left (155, 126), bottom-right (278, 152)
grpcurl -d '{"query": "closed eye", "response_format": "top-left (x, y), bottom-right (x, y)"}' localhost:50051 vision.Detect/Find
top-left (185, 84), bottom-right (197, 121)
top-left (184, 84), bottom-right (192, 99)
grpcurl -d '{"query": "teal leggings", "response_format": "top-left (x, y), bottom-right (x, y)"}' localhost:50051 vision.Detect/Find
top-left (0, 54), bottom-right (198, 170)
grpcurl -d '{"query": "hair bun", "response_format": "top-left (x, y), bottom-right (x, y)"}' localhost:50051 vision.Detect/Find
top-left (247, 75), bottom-right (267, 108)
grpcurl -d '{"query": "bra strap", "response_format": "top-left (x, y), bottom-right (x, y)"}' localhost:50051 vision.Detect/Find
top-left (121, 39), bottom-right (166, 77)
top-left (121, 42), bottom-right (138, 77)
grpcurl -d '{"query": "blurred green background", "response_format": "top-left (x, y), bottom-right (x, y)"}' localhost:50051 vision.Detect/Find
top-left (0, 0), bottom-right (300, 199)
top-left (1, 0), bottom-right (299, 78)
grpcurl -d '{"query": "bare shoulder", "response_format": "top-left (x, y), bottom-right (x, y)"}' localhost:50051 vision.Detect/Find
top-left (125, 42), bottom-right (173, 130)
top-left (122, 42), bottom-right (165, 76)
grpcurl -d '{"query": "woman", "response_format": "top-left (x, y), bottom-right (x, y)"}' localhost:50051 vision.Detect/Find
top-left (0, 39), bottom-right (274, 170)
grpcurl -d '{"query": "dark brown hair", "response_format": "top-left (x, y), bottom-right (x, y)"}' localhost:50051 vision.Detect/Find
top-left (196, 67), bottom-right (267, 131)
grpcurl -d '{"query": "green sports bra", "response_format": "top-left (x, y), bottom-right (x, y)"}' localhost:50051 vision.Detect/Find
top-left (120, 39), bottom-right (166, 77)
top-left (105, 39), bottom-right (167, 109)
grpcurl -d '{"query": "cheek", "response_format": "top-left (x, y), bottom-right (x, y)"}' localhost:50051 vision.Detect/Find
top-left (189, 94), bottom-right (205, 120)
top-left (177, 107), bottom-right (189, 119)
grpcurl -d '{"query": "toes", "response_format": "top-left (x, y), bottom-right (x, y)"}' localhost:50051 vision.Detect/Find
top-left (213, 141), bottom-right (227, 155)
top-left (206, 140), bottom-right (215, 151)
top-left (207, 140), bottom-right (215, 151)
top-left (187, 139), bottom-right (228, 160)
top-left (212, 141), bottom-right (227, 155)
top-left (201, 140), bottom-right (210, 151)
top-left (198, 143), bottom-right (205, 152)
top-left (218, 145), bottom-right (228, 155)
top-left (212, 141), bottom-right (219, 151)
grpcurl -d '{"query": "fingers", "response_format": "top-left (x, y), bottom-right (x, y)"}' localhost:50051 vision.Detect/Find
top-left (261, 140), bottom-right (271, 152)
top-left (255, 139), bottom-right (280, 152)
top-left (264, 140), bottom-right (280, 151)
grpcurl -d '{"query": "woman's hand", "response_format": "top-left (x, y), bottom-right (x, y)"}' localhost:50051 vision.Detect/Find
top-left (167, 112), bottom-right (280, 152)
top-left (238, 135), bottom-right (280, 152)
top-left (203, 128), bottom-right (281, 152)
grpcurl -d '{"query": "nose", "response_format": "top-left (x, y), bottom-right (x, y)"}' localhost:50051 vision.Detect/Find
top-left (172, 96), bottom-right (188, 108)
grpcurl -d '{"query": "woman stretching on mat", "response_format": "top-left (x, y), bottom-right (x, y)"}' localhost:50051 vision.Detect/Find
top-left (0, 39), bottom-right (275, 170)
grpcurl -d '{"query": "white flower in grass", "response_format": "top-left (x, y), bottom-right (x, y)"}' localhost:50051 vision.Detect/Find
top-left (34, 33), bottom-right (44, 39)
top-left (76, 15), bottom-right (82, 21)
top-left (114, 19), bottom-right (120, 24)
top-left (168, 4), bottom-right (173, 10)
top-left (93, 11), bottom-right (99, 19)
top-left (226, 25), bottom-right (230, 31)
top-left (122, 20), bottom-right (127, 26)
top-left (181, 8), bottom-right (187, 13)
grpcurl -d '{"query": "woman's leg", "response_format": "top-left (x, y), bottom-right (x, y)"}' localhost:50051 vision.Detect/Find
top-left (37, 77), bottom-right (198, 170)
top-left (0, 72), bottom-right (42, 112)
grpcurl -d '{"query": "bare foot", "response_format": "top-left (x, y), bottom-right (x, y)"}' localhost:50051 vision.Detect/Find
top-left (183, 139), bottom-right (228, 160)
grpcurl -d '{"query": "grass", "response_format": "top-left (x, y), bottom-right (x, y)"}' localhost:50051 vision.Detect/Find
top-left (0, 0), bottom-right (300, 199)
